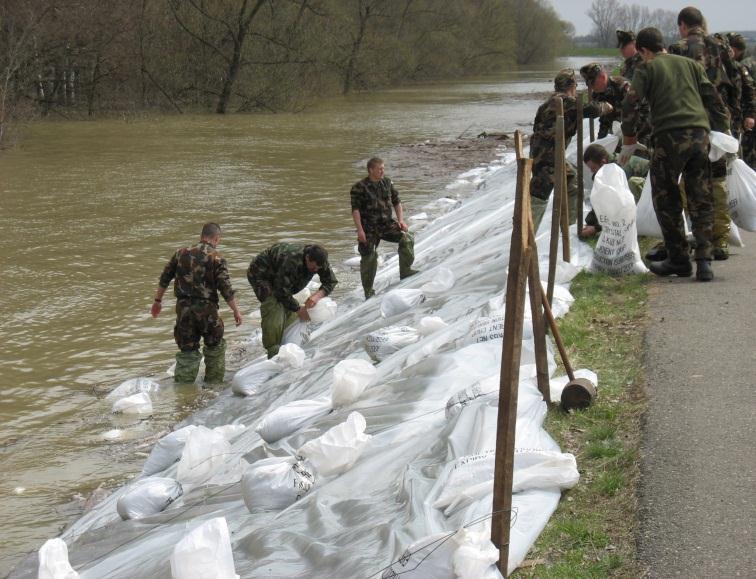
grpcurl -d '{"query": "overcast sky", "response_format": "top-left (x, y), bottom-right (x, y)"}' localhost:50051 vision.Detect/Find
top-left (549, 0), bottom-right (756, 36)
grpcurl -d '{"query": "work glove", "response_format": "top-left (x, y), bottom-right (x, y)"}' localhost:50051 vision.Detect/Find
top-left (618, 143), bottom-right (638, 165)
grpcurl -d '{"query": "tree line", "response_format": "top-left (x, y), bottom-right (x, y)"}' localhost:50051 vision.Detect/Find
top-left (587, 0), bottom-right (678, 48)
top-left (0, 0), bottom-right (570, 143)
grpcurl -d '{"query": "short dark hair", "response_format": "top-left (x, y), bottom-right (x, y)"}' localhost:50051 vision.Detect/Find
top-left (304, 244), bottom-right (328, 267)
top-left (367, 157), bottom-right (384, 171)
top-left (584, 143), bottom-right (611, 165)
top-left (677, 7), bottom-right (703, 27)
top-left (201, 222), bottom-right (221, 238)
top-left (636, 27), bottom-right (665, 53)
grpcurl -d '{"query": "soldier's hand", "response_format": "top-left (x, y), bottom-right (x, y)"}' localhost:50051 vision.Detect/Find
top-left (151, 301), bottom-right (162, 318)
top-left (398, 220), bottom-right (409, 232)
top-left (233, 310), bottom-right (243, 326)
top-left (357, 230), bottom-right (367, 244)
top-left (297, 306), bottom-right (310, 322)
top-left (304, 292), bottom-right (322, 309)
top-left (745, 117), bottom-right (755, 131)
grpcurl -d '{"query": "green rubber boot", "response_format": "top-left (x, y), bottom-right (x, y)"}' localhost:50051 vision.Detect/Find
top-left (711, 177), bottom-right (730, 257)
top-left (261, 296), bottom-right (298, 359)
top-left (360, 251), bottom-right (379, 299)
top-left (174, 349), bottom-right (202, 383)
top-left (398, 232), bottom-right (418, 279)
top-left (203, 339), bottom-right (227, 384)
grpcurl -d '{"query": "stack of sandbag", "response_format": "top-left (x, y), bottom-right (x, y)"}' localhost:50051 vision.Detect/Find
top-left (331, 359), bottom-right (377, 407)
top-left (116, 477), bottom-right (183, 520)
top-left (255, 397), bottom-right (332, 444)
top-left (170, 517), bottom-right (239, 579)
top-left (365, 325), bottom-right (421, 361)
top-left (241, 456), bottom-right (315, 512)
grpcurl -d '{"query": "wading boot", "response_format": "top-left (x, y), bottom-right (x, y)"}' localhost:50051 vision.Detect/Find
top-left (203, 339), bottom-right (227, 384)
top-left (360, 251), bottom-right (379, 300)
top-left (645, 243), bottom-right (668, 262)
top-left (398, 232), bottom-right (418, 280)
top-left (648, 257), bottom-right (692, 278)
top-left (174, 349), bottom-right (202, 383)
top-left (695, 259), bottom-right (713, 282)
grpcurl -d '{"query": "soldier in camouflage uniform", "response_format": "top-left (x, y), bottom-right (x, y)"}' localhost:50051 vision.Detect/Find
top-left (617, 30), bottom-right (643, 81)
top-left (669, 7), bottom-right (736, 259)
top-left (151, 223), bottom-right (243, 383)
top-left (728, 33), bottom-right (756, 169)
top-left (351, 157), bottom-right (417, 299)
top-left (622, 27), bottom-right (729, 281)
top-left (529, 69), bottom-right (614, 229)
top-left (579, 63), bottom-right (652, 145)
top-left (247, 243), bottom-right (337, 358)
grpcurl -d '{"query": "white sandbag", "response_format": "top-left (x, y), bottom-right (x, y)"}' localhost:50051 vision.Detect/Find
top-left (176, 426), bottom-right (230, 486)
top-left (467, 314), bottom-right (503, 345)
top-left (116, 477), bottom-right (183, 520)
top-left (445, 384), bottom-right (487, 419)
top-left (417, 316), bottom-right (448, 336)
top-left (344, 256), bottom-right (362, 269)
top-left (364, 325), bottom-right (421, 361)
top-left (453, 528), bottom-right (501, 579)
top-left (307, 297), bottom-right (337, 323)
top-left (273, 343), bottom-right (306, 369)
top-left (433, 450), bottom-right (495, 513)
top-left (589, 164), bottom-right (648, 275)
top-left (409, 212), bottom-right (428, 221)
top-left (729, 221), bottom-right (744, 247)
top-left (307, 274), bottom-right (320, 292)
top-left (255, 397), bottom-right (332, 444)
top-left (142, 426), bottom-right (198, 476)
top-left (420, 267), bottom-right (455, 296)
top-left (231, 358), bottom-right (279, 397)
top-left (106, 377), bottom-right (160, 400)
top-left (241, 456), bottom-right (315, 512)
top-left (282, 319), bottom-right (310, 347)
top-left (212, 424), bottom-right (246, 441)
top-left (292, 286), bottom-right (311, 304)
top-left (38, 538), bottom-right (79, 579)
top-left (380, 531), bottom-right (459, 579)
top-left (635, 174), bottom-right (661, 237)
top-left (709, 131), bottom-right (739, 161)
top-left (727, 159), bottom-right (756, 231)
top-left (111, 392), bottom-right (153, 415)
top-left (380, 288), bottom-right (425, 318)
top-left (170, 517), bottom-right (239, 579)
top-left (331, 359), bottom-right (377, 407)
top-left (297, 411), bottom-right (371, 477)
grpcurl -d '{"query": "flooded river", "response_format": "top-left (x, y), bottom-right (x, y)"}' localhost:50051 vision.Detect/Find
top-left (0, 56), bottom-right (614, 574)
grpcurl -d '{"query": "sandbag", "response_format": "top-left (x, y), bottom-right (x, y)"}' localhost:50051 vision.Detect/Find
top-left (331, 359), bottom-right (377, 407)
top-left (297, 411), bottom-right (371, 477)
top-left (241, 456), bottom-right (315, 512)
top-left (170, 517), bottom-right (239, 579)
top-left (38, 538), bottom-right (79, 579)
top-left (467, 314), bottom-right (503, 345)
top-left (417, 316), bottom-right (448, 336)
top-left (111, 392), bottom-right (153, 415)
top-left (380, 532), bottom-right (459, 579)
top-left (176, 426), bottom-right (231, 486)
top-left (231, 358), bottom-right (279, 397)
top-left (420, 267), bottom-right (455, 296)
top-left (142, 425), bottom-right (198, 476)
top-left (212, 424), bottom-right (246, 441)
top-left (364, 325), bottom-right (421, 362)
top-left (106, 377), bottom-right (160, 401)
top-left (255, 397), bottom-right (332, 444)
top-left (281, 319), bottom-right (310, 347)
top-left (589, 164), bottom-right (647, 275)
top-left (380, 288), bottom-right (425, 318)
top-left (273, 343), bottom-right (306, 369)
top-left (307, 297), bottom-right (337, 323)
top-left (727, 159), bottom-right (756, 231)
top-left (116, 477), bottom-right (183, 520)
top-left (445, 385), bottom-right (487, 420)
top-left (292, 286), bottom-right (311, 304)
top-left (709, 131), bottom-right (739, 161)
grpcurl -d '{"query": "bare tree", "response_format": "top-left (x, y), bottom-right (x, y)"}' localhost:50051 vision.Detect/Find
top-left (587, 0), bottom-right (623, 47)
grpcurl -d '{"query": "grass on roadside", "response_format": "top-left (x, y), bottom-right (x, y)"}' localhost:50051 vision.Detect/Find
top-left (514, 265), bottom-right (653, 578)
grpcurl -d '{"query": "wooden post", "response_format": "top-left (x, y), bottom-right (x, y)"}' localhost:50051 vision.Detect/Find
top-left (560, 145), bottom-right (571, 263)
top-left (588, 89), bottom-right (596, 142)
top-left (576, 93), bottom-right (584, 237)
top-left (492, 137), bottom-right (534, 575)
top-left (547, 97), bottom-right (563, 307)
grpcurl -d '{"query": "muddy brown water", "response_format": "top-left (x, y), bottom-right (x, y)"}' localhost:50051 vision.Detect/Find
top-left (0, 57), bottom-right (616, 574)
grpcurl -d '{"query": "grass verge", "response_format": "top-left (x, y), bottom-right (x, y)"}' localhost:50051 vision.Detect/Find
top-left (514, 264), bottom-right (654, 578)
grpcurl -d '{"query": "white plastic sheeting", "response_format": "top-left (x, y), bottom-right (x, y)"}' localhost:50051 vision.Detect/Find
top-left (34, 145), bottom-right (604, 579)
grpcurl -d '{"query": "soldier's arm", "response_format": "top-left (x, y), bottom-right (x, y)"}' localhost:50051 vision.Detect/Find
top-left (317, 264), bottom-right (338, 296)
top-left (742, 67), bottom-right (755, 126)
top-left (213, 255), bottom-right (242, 325)
top-left (621, 66), bottom-right (648, 142)
top-left (583, 98), bottom-right (613, 119)
top-left (350, 182), bottom-right (367, 243)
top-left (698, 68), bottom-right (731, 133)
top-left (152, 252), bottom-right (179, 317)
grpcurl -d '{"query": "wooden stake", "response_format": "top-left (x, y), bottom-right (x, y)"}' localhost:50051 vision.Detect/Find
top-left (576, 93), bottom-right (584, 237)
top-left (547, 97), bottom-right (563, 307)
top-left (588, 89), bottom-right (596, 142)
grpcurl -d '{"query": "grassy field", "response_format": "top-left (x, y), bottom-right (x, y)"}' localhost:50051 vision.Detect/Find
top-left (514, 244), bottom-right (656, 577)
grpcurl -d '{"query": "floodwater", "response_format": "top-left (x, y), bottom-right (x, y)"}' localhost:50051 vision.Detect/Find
top-left (0, 56), bottom-right (615, 574)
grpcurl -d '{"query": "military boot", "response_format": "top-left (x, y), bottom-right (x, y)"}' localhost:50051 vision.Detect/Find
top-left (203, 339), bottom-right (227, 384)
top-left (648, 256), bottom-right (692, 278)
top-left (360, 251), bottom-right (379, 299)
top-left (174, 349), bottom-right (202, 383)
top-left (695, 259), bottom-right (713, 282)
top-left (712, 246), bottom-right (729, 261)
top-left (645, 243), bottom-right (668, 262)
top-left (398, 232), bottom-right (418, 279)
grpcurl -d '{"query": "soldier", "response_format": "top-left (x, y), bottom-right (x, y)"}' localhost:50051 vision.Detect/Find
top-left (617, 29), bottom-right (643, 81)
top-left (151, 223), bottom-right (243, 383)
top-left (621, 27), bottom-right (729, 281)
top-left (247, 243), bottom-right (337, 358)
top-left (669, 6), bottom-right (735, 260)
top-left (727, 32), bottom-right (756, 169)
top-left (529, 69), bottom-right (614, 229)
top-left (351, 157), bottom-right (417, 299)
top-left (579, 63), bottom-right (651, 145)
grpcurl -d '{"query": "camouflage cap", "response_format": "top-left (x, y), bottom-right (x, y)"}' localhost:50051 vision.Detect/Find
top-left (554, 68), bottom-right (576, 92)
top-left (726, 32), bottom-right (746, 51)
top-left (579, 63), bottom-right (602, 87)
top-left (616, 29), bottom-right (635, 48)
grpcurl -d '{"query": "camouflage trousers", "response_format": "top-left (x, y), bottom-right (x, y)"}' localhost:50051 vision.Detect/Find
top-left (359, 221), bottom-right (415, 298)
top-left (650, 128), bottom-right (713, 260)
top-left (174, 298), bottom-right (225, 383)
top-left (742, 130), bottom-right (756, 170)
top-left (260, 297), bottom-right (298, 359)
top-left (530, 160), bottom-right (579, 231)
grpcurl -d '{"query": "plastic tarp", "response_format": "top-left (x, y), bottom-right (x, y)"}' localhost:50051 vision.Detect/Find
top-left (26, 145), bottom-right (604, 579)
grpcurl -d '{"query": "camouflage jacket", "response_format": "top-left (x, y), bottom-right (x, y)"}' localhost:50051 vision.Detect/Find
top-left (739, 55), bottom-right (755, 77)
top-left (159, 241), bottom-right (235, 304)
top-left (732, 60), bottom-right (756, 127)
top-left (620, 52), bottom-right (643, 81)
top-left (594, 76), bottom-right (652, 142)
top-left (350, 176), bottom-right (401, 231)
top-left (530, 93), bottom-right (612, 163)
top-left (247, 243), bottom-right (337, 312)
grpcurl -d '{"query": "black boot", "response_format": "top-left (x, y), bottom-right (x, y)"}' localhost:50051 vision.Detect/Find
top-left (648, 257), bottom-right (692, 277)
top-left (645, 244), bottom-right (668, 262)
top-left (695, 259), bottom-right (713, 282)
top-left (712, 247), bottom-right (729, 261)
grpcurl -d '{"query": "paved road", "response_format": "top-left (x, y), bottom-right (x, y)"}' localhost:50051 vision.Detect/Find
top-left (639, 230), bottom-right (756, 577)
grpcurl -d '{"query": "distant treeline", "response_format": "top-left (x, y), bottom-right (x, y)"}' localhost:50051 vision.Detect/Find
top-left (0, 0), bottom-right (570, 141)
